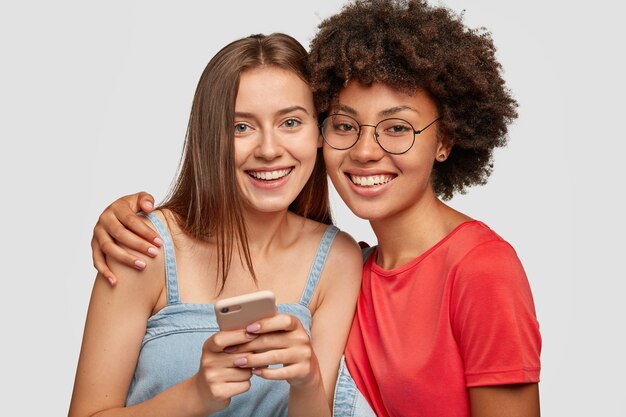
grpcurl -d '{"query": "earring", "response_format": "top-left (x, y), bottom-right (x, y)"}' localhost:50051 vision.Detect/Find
top-left (437, 153), bottom-right (446, 161)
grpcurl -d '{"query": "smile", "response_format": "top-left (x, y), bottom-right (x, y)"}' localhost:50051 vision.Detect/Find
top-left (247, 168), bottom-right (293, 181)
top-left (349, 174), bottom-right (395, 187)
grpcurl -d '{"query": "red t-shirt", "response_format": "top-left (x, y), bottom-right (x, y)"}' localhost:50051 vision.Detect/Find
top-left (345, 221), bottom-right (541, 417)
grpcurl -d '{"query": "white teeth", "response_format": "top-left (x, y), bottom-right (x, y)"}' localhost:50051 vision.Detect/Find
top-left (350, 175), bottom-right (393, 186)
top-left (248, 168), bottom-right (292, 180)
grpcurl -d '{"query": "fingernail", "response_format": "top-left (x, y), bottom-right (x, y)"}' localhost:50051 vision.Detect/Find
top-left (223, 346), bottom-right (237, 353)
top-left (252, 369), bottom-right (262, 376)
top-left (145, 201), bottom-right (154, 209)
top-left (246, 323), bottom-right (261, 333)
top-left (234, 357), bottom-right (247, 366)
top-left (147, 247), bottom-right (159, 257)
top-left (107, 277), bottom-right (116, 286)
top-left (134, 260), bottom-right (146, 269)
top-left (153, 237), bottom-right (164, 246)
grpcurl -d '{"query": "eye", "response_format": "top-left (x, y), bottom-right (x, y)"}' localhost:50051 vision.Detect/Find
top-left (327, 115), bottom-right (358, 135)
top-left (388, 124), bottom-right (411, 133)
top-left (234, 123), bottom-right (250, 134)
top-left (281, 118), bottom-right (302, 129)
top-left (335, 123), bottom-right (355, 132)
top-left (380, 120), bottom-right (413, 137)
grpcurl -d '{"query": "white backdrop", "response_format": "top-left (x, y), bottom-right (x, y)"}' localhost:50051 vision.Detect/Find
top-left (1, 1), bottom-right (623, 415)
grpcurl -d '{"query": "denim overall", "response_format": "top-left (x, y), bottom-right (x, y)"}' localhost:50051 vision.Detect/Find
top-left (126, 212), bottom-right (338, 416)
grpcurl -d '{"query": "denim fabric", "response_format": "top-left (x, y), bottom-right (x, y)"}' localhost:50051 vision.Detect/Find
top-left (333, 356), bottom-right (377, 417)
top-left (126, 212), bottom-right (339, 416)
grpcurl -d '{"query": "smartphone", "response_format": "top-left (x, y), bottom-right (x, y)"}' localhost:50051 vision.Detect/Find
top-left (214, 290), bottom-right (277, 331)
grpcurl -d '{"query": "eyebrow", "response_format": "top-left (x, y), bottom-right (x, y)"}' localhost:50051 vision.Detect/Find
top-left (379, 105), bottom-right (420, 117)
top-left (277, 105), bottom-right (310, 116)
top-left (333, 104), bottom-right (421, 117)
top-left (334, 104), bottom-right (358, 115)
top-left (235, 105), bottom-right (310, 119)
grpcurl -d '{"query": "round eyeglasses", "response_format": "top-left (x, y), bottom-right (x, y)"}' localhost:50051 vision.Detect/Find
top-left (320, 114), bottom-right (440, 155)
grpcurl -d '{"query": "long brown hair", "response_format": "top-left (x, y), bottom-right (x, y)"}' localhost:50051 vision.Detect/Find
top-left (160, 33), bottom-right (332, 292)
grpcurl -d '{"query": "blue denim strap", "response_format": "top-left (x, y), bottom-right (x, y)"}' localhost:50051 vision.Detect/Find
top-left (298, 225), bottom-right (339, 307)
top-left (145, 212), bottom-right (180, 305)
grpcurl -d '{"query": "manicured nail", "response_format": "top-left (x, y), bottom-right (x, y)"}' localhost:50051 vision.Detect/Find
top-left (134, 260), bottom-right (146, 269)
top-left (153, 237), bottom-right (164, 246)
top-left (234, 357), bottom-right (247, 366)
top-left (223, 346), bottom-right (237, 353)
top-left (147, 247), bottom-right (159, 257)
top-left (246, 323), bottom-right (261, 333)
top-left (144, 201), bottom-right (153, 209)
top-left (252, 369), bottom-right (262, 376)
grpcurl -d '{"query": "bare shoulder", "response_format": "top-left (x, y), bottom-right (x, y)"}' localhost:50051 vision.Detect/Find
top-left (317, 226), bottom-right (363, 299)
top-left (290, 214), bottom-right (354, 246)
top-left (307, 226), bottom-right (361, 331)
top-left (298, 217), bottom-right (362, 266)
top-left (288, 214), bottom-right (362, 292)
top-left (105, 210), bottom-right (167, 308)
top-left (326, 228), bottom-right (362, 275)
top-left (327, 229), bottom-right (362, 264)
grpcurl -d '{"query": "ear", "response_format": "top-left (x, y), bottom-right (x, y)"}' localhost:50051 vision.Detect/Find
top-left (317, 133), bottom-right (324, 148)
top-left (435, 138), bottom-right (453, 162)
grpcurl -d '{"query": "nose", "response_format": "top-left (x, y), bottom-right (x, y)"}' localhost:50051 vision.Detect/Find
top-left (349, 125), bottom-right (384, 163)
top-left (254, 128), bottom-right (283, 160)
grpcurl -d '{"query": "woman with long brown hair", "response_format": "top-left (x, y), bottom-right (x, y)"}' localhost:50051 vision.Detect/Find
top-left (68, 33), bottom-right (362, 417)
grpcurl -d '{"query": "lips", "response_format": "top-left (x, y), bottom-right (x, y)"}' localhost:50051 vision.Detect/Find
top-left (349, 173), bottom-right (395, 187)
top-left (247, 168), bottom-right (293, 181)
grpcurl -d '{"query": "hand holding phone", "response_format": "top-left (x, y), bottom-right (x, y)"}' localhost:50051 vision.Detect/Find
top-left (215, 290), bottom-right (277, 331)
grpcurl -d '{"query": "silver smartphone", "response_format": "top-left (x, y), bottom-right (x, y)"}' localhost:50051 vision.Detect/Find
top-left (214, 290), bottom-right (277, 331)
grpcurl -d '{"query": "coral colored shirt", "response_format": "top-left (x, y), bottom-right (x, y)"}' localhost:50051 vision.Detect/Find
top-left (345, 221), bottom-right (541, 417)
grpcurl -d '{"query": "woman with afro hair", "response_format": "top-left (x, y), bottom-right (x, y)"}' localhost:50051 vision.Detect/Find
top-left (88, 1), bottom-right (541, 416)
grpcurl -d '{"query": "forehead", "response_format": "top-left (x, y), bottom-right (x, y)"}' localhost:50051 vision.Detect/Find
top-left (235, 66), bottom-right (314, 111)
top-left (333, 80), bottom-right (436, 117)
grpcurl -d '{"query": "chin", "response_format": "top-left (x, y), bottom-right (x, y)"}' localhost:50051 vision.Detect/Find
top-left (342, 202), bottom-right (388, 222)
top-left (245, 197), bottom-right (295, 214)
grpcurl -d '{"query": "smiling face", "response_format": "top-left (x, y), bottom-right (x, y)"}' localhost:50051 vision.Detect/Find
top-left (323, 80), bottom-right (450, 222)
top-left (234, 66), bottom-right (320, 215)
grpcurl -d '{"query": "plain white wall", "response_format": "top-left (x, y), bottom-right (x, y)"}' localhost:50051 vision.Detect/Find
top-left (1, 0), bottom-right (623, 415)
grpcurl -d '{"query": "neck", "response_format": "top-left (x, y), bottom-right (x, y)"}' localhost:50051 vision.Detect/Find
top-left (370, 194), bottom-right (469, 269)
top-left (242, 207), bottom-right (300, 255)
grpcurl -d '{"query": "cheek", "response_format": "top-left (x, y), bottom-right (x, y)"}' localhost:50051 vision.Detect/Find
top-left (402, 141), bottom-right (438, 172)
top-left (322, 148), bottom-right (344, 189)
top-left (294, 130), bottom-right (322, 163)
top-left (396, 156), bottom-right (436, 188)
top-left (322, 146), bottom-right (340, 171)
top-left (234, 139), bottom-right (256, 165)
top-left (233, 141), bottom-right (245, 163)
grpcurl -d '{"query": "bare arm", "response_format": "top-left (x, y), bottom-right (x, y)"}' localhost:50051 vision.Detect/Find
top-left (70, 238), bottom-right (171, 415)
top-left (305, 231), bottom-right (362, 406)
top-left (91, 192), bottom-right (159, 285)
top-left (469, 384), bottom-right (540, 417)
top-left (236, 231), bottom-right (362, 416)
top-left (71, 217), bottom-right (256, 417)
